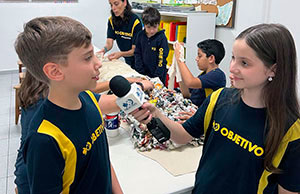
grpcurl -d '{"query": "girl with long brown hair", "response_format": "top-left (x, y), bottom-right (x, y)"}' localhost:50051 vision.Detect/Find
top-left (133, 23), bottom-right (300, 193)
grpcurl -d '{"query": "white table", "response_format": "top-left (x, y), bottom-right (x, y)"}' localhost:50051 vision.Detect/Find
top-left (108, 127), bottom-right (195, 194)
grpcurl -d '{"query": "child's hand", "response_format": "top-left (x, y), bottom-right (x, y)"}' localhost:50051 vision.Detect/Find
top-left (131, 102), bottom-right (158, 124)
top-left (96, 49), bottom-right (105, 57)
top-left (108, 52), bottom-right (122, 60)
top-left (174, 42), bottom-right (184, 62)
top-left (95, 50), bottom-right (104, 62)
top-left (126, 78), bottom-right (154, 91)
top-left (176, 109), bottom-right (195, 124)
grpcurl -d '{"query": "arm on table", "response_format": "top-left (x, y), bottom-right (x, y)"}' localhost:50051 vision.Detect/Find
top-left (178, 81), bottom-right (191, 99)
top-left (108, 45), bottom-right (136, 61)
top-left (98, 94), bottom-right (119, 115)
top-left (91, 78), bottom-right (153, 94)
top-left (98, 38), bottom-right (114, 55)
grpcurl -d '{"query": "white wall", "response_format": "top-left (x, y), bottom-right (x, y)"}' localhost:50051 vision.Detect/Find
top-left (0, 0), bottom-right (111, 71)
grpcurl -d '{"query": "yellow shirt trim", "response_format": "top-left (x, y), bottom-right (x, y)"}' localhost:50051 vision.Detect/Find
top-left (203, 88), bottom-right (223, 134)
top-left (204, 88), bottom-right (213, 98)
top-left (37, 120), bottom-right (77, 194)
top-left (131, 19), bottom-right (140, 36)
top-left (109, 16), bottom-right (114, 30)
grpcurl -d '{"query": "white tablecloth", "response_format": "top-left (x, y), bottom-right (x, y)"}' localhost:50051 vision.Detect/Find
top-left (108, 127), bottom-right (198, 194)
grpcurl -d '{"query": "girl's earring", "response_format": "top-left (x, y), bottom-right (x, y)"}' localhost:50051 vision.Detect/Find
top-left (268, 77), bottom-right (273, 82)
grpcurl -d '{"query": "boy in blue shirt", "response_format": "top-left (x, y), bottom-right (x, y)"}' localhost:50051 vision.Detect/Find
top-left (134, 7), bottom-right (169, 84)
top-left (174, 39), bottom-right (226, 107)
top-left (15, 16), bottom-right (123, 194)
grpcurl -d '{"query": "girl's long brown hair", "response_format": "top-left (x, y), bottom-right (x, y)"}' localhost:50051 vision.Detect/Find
top-left (19, 71), bottom-right (48, 109)
top-left (236, 24), bottom-right (299, 173)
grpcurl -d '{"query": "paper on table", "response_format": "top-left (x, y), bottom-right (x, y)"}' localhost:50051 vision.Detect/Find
top-left (137, 145), bottom-right (202, 176)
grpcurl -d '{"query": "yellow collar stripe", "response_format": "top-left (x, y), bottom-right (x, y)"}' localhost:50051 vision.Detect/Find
top-left (85, 90), bottom-right (104, 124)
top-left (37, 120), bottom-right (77, 194)
top-left (258, 119), bottom-right (300, 193)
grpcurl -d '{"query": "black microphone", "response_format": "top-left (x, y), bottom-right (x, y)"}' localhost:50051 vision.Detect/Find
top-left (109, 75), bottom-right (145, 114)
top-left (109, 75), bottom-right (170, 143)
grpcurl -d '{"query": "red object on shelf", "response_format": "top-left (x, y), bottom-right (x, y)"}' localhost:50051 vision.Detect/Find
top-left (169, 22), bottom-right (177, 41)
top-left (165, 73), bottom-right (180, 88)
top-left (169, 22), bottom-right (187, 41)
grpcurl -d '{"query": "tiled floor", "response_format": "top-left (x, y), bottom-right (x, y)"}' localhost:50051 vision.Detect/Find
top-left (0, 71), bottom-right (21, 194)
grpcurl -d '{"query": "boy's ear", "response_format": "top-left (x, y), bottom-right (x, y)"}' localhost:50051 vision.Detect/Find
top-left (43, 62), bottom-right (64, 81)
top-left (208, 55), bottom-right (215, 64)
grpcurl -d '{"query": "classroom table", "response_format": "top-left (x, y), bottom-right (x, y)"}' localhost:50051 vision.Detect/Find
top-left (108, 127), bottom-right (195, 194)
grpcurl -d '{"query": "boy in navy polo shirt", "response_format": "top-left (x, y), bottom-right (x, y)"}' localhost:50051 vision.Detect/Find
top-left (15, 16), bottom-right (122, 194)
top-left (174, 39), bottom-right (226, 107)
top-left (134, 7), bottom-right (169, 84)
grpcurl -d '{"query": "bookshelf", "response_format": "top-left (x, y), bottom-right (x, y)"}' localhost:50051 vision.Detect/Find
top-left (133, 9), bottom-right (216, 76)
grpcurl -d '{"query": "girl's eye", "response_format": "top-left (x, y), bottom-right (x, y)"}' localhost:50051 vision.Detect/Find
top-left (231, 55), bottom-right (235, 60)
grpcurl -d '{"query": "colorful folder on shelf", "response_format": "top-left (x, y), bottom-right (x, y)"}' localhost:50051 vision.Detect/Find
top-left (176, 23), bottom-right (187, 43)
top-left (170, 22), bottom-right (186, 42)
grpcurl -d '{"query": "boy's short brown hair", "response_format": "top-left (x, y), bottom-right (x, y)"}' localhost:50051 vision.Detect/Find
top-left (142, 7), bottom-right (161, 26)
top-left (15, 16), bottom-right (92, 84)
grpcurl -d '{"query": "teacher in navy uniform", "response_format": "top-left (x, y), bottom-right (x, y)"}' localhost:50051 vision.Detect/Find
top-left (100, 0), bottom-right (143, 69)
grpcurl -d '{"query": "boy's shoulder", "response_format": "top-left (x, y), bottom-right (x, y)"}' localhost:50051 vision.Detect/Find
top-left (27, 91), bottom-right (101, 132)
top-left (201, 68), bottom-right (225, 78)
top-left (136, 29), bottom-right (146, 39)
top-left (155, 30), bottom-right (167, 40)
top-left (213, 68), bottom-right (226, 76)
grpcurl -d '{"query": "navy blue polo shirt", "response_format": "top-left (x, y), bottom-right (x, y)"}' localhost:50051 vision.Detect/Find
top-left (183, 88), bottom-right (300, 194)
top-left (190, 68), bottom-right (226, 107)
top-left (22, 91), bottom-right (112, 194)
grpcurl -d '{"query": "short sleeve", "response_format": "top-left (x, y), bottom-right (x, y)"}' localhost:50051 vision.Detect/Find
top-left (182, 96), bottom-right (211, 138)
top-left (107, 18), bottom-right (116, 40)
top-left (200, 69), bottom-right (226, 89)
top-left (23, 133), bottom-right (65, 194)
top-left (277, 138), bottom-right (300, 192)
